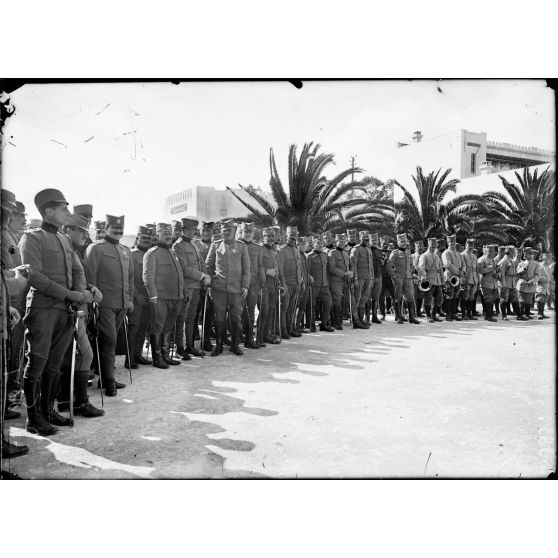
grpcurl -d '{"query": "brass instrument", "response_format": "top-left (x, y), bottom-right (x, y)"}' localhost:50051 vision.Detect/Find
top-left (448, 275), bottom-right (460, 288)
top-left (419, 279), bottom-right (431, 292)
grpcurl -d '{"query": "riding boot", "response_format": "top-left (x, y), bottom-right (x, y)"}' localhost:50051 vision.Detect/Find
top-left (507, 301), bottom-right (514, 315)
top-left (363, 301), bottom-right (371, 325)
top-left (41, 372), bottom-right (72, 426)
top-left (452, 298), bottom-right (462, 320)
top-left (24, 377), bottom-right (58, 436)
top-left (379, 297), bottom-right (386, 320)
top-left (468, 300), bottom-right (478, 320)
top-left (161, 332), bottom-right (181, 365)
top-left (73, 370), bottom-right (104, 417)
top-left (230, 322), bottom-right (244, 355)
top-left (486, 306), bottom-right (497, 322)
top-left (444, 300), bottom-right (453, 321)
top-left (354, 308), bottom-right (369, 329)
top-left (371, 301), bottom-right (382, 324)
top-left (501, 304), bottom-right (508, 320)
top-left (494, 299), bottom-right (500, 316)
top-left (395, 302), bottom-right (404, 324)
top-left (460, 299), bottom-right (469, 320)
top-left (151, 334), bottom-right (169, 369)
top-left (332, 304), bottom-right (343, 330)
top-left (513, 302), bottom-right (526, 321)
top-left (211, 323), bottom-right (225, 357)
top-left (408, 305), bottom-right (420, 324)
top-left (425, 305), bottom-right (434, 323)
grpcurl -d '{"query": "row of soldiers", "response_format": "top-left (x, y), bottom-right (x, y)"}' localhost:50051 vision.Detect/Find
top-left (1, 186), bottom-right (555, 460)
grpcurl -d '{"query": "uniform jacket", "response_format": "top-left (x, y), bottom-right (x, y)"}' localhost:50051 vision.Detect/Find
top-left (536, 263), bottom-right (551, 295)
top-left (239, 240), bottom-right (266, 287)
top-left (306, 250), bottom-right (329, 287)
top-left (418, 250), bottom-right (443, 286)
top-left (2, 227), bottom-right (21, 269)
top-left (476, 255), bottom-right (499, 290)
top-left (278, 243), bottom-right (303, 285)
top-left (19, 223), bottom-right (86, 310)
top-left (85, 238), bottom-right (134, 310)
top-left (131, 247), bottom-right (149, 305)
top-left (299, 248), bottom-right (310, 285)
top-left (206, 239), bottom-right (250, 293)
top-left (442, 248), bottom-right (464, 279)
top-left (350, 245), bottom-right (374, 280)
top-left (172, 235), bottom-right (205, 290)
top-left (143, 245), bottom-right (184, 300)
top-left (328, 247), bottom-right (351, 284)
top-left (498, 254), bottom-right (518, 289)
top-left (193, 239), bottom-right (211, 263)
top-left (387, 248), bottom-right (413, 279)
top-left (261, 243), bottom-right (284, 288)
top-left (516, 260), bottom-right (541, 294)
top-left (380, 249), bottom-right (391, 278)
top-left (461, 250), bottom-right (479, 285)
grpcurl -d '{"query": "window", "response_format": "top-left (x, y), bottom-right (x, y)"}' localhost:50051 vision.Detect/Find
top-left (470, 153), bottom-right (476, 174)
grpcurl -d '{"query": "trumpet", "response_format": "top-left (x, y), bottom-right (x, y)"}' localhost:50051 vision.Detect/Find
top-left (448, 275), bottom-right (460, 288)
top-left (419, 279), bottom-right (431, 292)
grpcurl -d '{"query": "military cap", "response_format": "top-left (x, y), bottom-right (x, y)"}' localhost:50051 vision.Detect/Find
top-left (172, 220), bottom-right (182, 229)
top-left (156, 222), bottom-right (172, 232)
top-left (428, 237), bottom-right (437, 245)
top-left (67, 213), bottom-right (89, 232)
top-left (95, 220), bottom-right (106, 230)
top-left (286, 225), bottom-right (298, 236)
top-left (34, 188), bottom-right (68, 213)
top-left (262, 227), bottom-right (275, 236)
top-left (73, 204), bottom-right (93, 218)
top-left (297, 235), bottom-right (309, 243)
top-left (201, 221), bottom-right (214, 231)
top-left (272, 225), bottom-right (281, 233)
top-left (506, 244), bottom-right (516, 250)
top-left (137, 225), bottom-right (151, 236)
top-left (221, 219), bottom-right (237, 229)
top-left (497, 245), bottom-right (506, 252)
top-left (465, 238), bottom-right (476, 245)
top-left (15, 201), bottom-right (26, 214)
top-left (370, 233), bottom-right (379, 244)
top-left (181, 217), bottom-right (199, 229)
top-left (346, 229), bottom-right (356, 236)
top-left (359, 230), bottom-right (370, 238)
top-left (106, 215), bottom-right (125, 227)
top-left (311, 234), bottom-right (322, 241)
top-left (212, 223), bottom-right (222, 234)
top-left (414, 240), bottom-right (424, 247)
top-left (523, 246), bottom-right (534, 254)
top-left (240, 221), bottom-right (255, 232)
top-left (396, 233), bottom-right (408, 244)
top-left (1, 189), bottom-right (17, 210)
top-left (335, 233), bottom-right (347, 241)
top-left (446, 233), bottom-right (456, 242)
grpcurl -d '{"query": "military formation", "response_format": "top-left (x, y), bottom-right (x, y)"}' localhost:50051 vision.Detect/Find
top-left (1, 187), bottom-right (556, 460)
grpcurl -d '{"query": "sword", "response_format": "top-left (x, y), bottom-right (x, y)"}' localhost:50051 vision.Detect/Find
top-left (201, 289), bottom-right (208, 358)
top-left (290, 287), bottom-right (300, 332)
top-left (257, 286), bottom-right (263, 344)
top-left (123, 315), bottom-right (133, 383)
top-left (91, 302), bottom-right (103, 406)
top-left (69, 309), bottom-right (84, 426)
top-left (277, 283), bottom-right (283, 343)
top-left (348, 279), bottom-right (353, 324)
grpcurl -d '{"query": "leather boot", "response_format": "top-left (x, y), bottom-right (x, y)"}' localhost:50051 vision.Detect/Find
top-left (460, 299), bottom-right (470, 320)
top-left (514, 302), bottom-right (527, 321)
top-left (73, 370), bottom-right (104, 417)
top-left (426, 305), bottom-right (434, 323)
top-left (486, 306), bottom-right (497, 322)
top-left (211, 324), bottom-right (225, 356)
top-left (371, 301), bottom-right (382, 324)
top-left (332, 304), bottom-right (343, 330)
top-left (363, 301), bottom-right (371, 326)
top-left (24, 378), bottom-right (58, 436)
top-left (176, 346), bottom-right (192, 360)
top-left (501, 304), bottom-right (508, 320)
top-left (395, 302), bottom-right (404, 324)
top-left (2, 438), bottom-right (30, 459)
top-left (432, 306), bottom-right (442, 322)
top-left (445, 300), bottom-right (453, 321)
top-left (230, 322), bottom-right (244, 355)
top-left (416, 298), bottom-right (425, 317)
top-left (452, 299), bottom-right (462, 320)
top-left (161, 332), bottom-right (181, 365)
top-left (408, 305), bottom-right (420, 324)
top-left (151, 335), bottom-right (169, 369)
top-left (357, 307), bottom-right (370, 329)
top-left (41, 373), bottom-right (72, 427)
top-left (468, 300), bottom-right (478, 320)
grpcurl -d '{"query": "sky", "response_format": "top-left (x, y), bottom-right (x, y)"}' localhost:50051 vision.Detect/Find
top-left (2, 80), bottom-right (555, 233)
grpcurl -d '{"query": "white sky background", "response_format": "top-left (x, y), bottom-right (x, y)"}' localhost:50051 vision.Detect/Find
top-left (2, 80), bottom-right (555, 233)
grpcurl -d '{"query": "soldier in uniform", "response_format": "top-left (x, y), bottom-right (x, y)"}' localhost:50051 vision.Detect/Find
top-left (85, 214), bottom-right (133, 395)
top-left (346, 229), bottom-right (357, 249)
top-left (278, 226), bottom-right (303, 338)
top-left (206, 220), bottom-right (250, 356)
top-left (498, 245), bottom-right (525, 321)
top-left (307, 235), bottom-right (333, 332)
top-left (516, 247), bottom-right (541, 320)
top-left (368, 233), bottom-right (384, 324)
top-left (378, 236), bottom-right (395, 320)
top-left (73, 204), bottom-right (94, 257)
top-left (94, 220), bottom-right (106, 241)
top-left (536, 252), bottom-right (551, 319)
top-left (172, 218), bottom-right (211, 358)
top-left (493, 245), bottom-right (507, 317)
top-left (349, 231), bottom-right (373, 329)
top-left (57, 214), bottom-right (104, 418)
top-left (261, 227), bottom-right (284, 344)
top-left (460, 238), bottom-right (479, 320)
top-left (476, 244), bottom-right (499, 322)
top-left (412, 240), bottom-right (426, 317)
top-left (19, 189), bottom-right (86, 435)
top-left (143, 223), bottom-right (184, 368)
top-left (322, 231), bottom-right (334, 254)
top-left (418, 238), bottom-right (444, 323)
top-left (295, 236), bottom-right (312, 334)
top-left (386, 233), bottom-right (420, 324)
top-left (441, 234), bottom-right (465, 321)
top-left (328, 233), bottom-right (355, 330)
top-left (238, 222), bottom-right (267, 348)
top-left (127, 226), bottom-right (154, 367)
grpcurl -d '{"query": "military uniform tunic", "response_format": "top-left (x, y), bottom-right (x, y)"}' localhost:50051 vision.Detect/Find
top-left (350, 244), bottom-right (373, 309)
top-left (306, 250), bottom-right (332, 325)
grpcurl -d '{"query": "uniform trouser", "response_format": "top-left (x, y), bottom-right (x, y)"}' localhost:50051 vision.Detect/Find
top-left (59, 313), bottom-right (94, 403)
top-left (423, 284), bottom-right (443, 312)
top-left (462, 283), bottom-right (478, 301)
top-left (97, 307), bottom-right (127, 384)
top-left (174, 297), bottom-right (190, 350)
top-left (354, 278), bottom-right (372, 309)
top-left (296, 286), bottom-right (309, 329)
top-left (444, 285), bottom-right (460, 300)
top-left (499, 287), bottom-right (518, 304)
top-left (394, 277), bottom-right (415, 303)
top-left (281, 283), bottom-right (300, 333)
top-left (413, 284), bottom-right (423, 313)
top-left (181, 288), bottom-right (201, 349)
top-left (22, 307), bottom-right (74, 382)
top-left (481, 288), bottom-right (498, 304)
top-left (213, 291), bottom-right (243, 327)
top-left (379, 274), bottom-right (395, 315)
top-left (7, 299), bottom-right (25, 375)
top-left (262, 281), bottom-right (279, 338)
top-left (151, 299), bottom-right (182, 357)
top-left (518, 291), bottom-right (534, 305)
top-left (312, 286), bottom-right (332, 325)
top-left (370, 276), bottom-right (382, 302)
top-left (242, 282), bottom-right (267, 341)
top-left (128, 302), bottom-right (150, 361)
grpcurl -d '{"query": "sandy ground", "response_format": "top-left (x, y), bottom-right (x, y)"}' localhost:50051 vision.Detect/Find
top-left (2, 311), bottom-right (556, 479)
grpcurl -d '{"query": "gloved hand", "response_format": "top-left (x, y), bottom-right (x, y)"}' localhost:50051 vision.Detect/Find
top-left (66, 291), bottom-right (86, 305)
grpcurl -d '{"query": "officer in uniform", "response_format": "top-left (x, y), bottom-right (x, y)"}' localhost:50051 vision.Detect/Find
top-left (19, 189), bottom-right (87, 435)
top-left (194, 221), bottom-right (214, 262)
top-left (349, 231), bottom-right (373, 329)
top-left (261, 227), bottom-right (284, 344)
top-left (418, 238), bottom-right (444, 323)
top-left (516, 247), bottom-right (541, 319)
top-left (143, 223), bottom-right (184, 368)
top-left (346, 229), bottom-right (357, 249)
top-left (206, 220), bottom-right (250, 356)
top-left (85, 214), bottom-right (133, 395)
top-left (441, 234), bottom-right (465, 321)
top-left (322, 231), bottom-right (334, 254)
top-left (278, 226), bottom-right (303, 338)
top-left (378, 237), bottom-right (395, 320)
top-left (460, 238), bottom-right (479, 320)
top-left (172, 218), bottom-right (211, 358)
top-left (57, 214), bottom-right (104, 418)
top-left (238, 222), bottom-right (267, 348)
top-left (94, 220), bottom-right (106, 241)
top-left (73, 204), bottom-right (94, 257)
top-left (493, 245), bottom-right (507, 317)
top-left (307, 235), bottom-right (333, 332)
top-left (387, 233), bottom-right (420, 324)
top-left (295, 236), bottom-right (312, 334)
top-left (412, 240), bottom-right (425, 317)
top-left (498, 245), bottom-right (525, 321)
top-left (476, 244), bottom-right (499, 322)
top-left (328, 233), bottom-right (355, 330)
top-left (368, 233), bottom-right (383, 324)
top-left (127, 226), bottom-right (154, 367)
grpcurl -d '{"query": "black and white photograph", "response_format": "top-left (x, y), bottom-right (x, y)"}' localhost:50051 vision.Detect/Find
top-left (1, 79), bottom-right (555, 480)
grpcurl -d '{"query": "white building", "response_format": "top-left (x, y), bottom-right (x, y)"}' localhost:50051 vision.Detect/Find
top-left (164, 185), bottom-right (275, 223)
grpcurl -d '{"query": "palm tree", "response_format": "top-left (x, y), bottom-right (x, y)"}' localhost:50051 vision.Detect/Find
top-left (227, 142), bottom-right (368, 235)
top-left (390, 166), bottom-right (488, 242)
top-left (483, 165), bottom-right (555, 252)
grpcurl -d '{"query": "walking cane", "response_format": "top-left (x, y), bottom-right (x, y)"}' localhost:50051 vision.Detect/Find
top-left (123, 315), bottom-right (133, 384)
top-left (290, 288), bottom-right (300, 333)
top-left (91, 303), bottom-right (103, 406)
top-left (277, 285), bottom-right (283, 344)
top-left (200, 289), bottom-right (208, 358)
top-left (171, 325), bottom-right (176, 360)
top-left (257, 287), bottom-right (264, 345)
top-left (348, 279), bottom-right (353, 324)
top-left (69, 309), bottom-right (84, 426)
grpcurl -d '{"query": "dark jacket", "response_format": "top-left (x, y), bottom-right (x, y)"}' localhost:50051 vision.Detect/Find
top-left (143, 245), bottom-right (184, 300)
top-left (172, 235), bottom-right (205, 290)
top-left (206, 239), bottom-right (250, 293)
top-left (307, 250), bottom-right (329, 287)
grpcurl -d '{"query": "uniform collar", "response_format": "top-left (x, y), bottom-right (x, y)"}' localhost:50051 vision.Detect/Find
top-left (181, 234), bottom-right (192, 242)
top-left (157, 242), bottom-right (170, 249)
top-left (105, 235), bottom-right (120, 245)
top-left (41, 221), bottom-right (59, 234)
